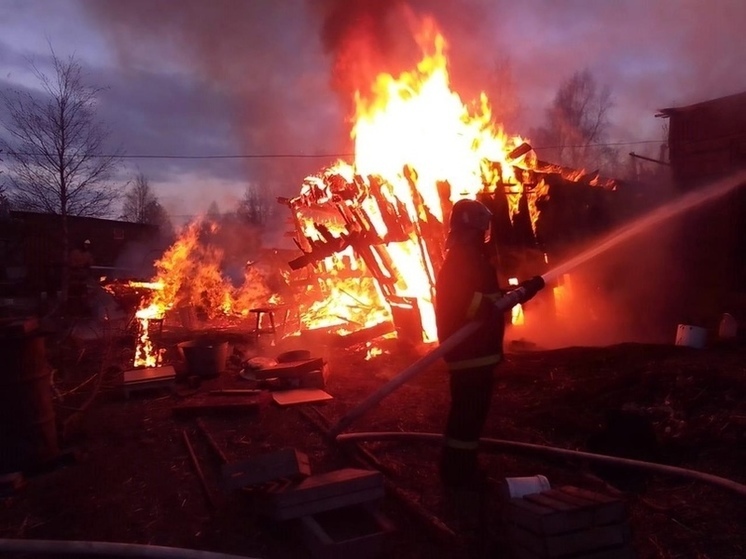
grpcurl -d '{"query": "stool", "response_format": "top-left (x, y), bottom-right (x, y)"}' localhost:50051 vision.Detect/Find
top-left (249, 306), bottom-right (288, 344)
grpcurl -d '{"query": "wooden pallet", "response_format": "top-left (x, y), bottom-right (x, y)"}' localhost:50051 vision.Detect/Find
top-left (506, 485), bottom-right (635, 558)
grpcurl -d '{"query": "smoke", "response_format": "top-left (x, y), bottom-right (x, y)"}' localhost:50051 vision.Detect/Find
top-left (80, 0), bottom-right (347, 201)
top-left (310, 0), bottom-right (504, 109)
top-left (508, 174), bottom-right (746, 349)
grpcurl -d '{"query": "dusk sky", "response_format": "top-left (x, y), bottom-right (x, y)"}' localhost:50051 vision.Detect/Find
top-left (1, 0), bottom-right (745, 231)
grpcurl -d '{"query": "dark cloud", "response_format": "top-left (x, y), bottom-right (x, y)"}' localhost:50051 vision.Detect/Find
top-left (5, 0), bottom-right (743, 214)
top-left (80, 0), bottom-right (347, 202)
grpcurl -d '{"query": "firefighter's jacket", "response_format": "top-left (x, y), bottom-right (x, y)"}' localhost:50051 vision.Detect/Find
top-left (435, 242), bottom-right (504, 371)
top-left (69, 248), bottom-right (94, 283)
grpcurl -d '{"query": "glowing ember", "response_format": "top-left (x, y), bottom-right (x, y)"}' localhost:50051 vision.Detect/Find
top-left (365, 342), bottom-right (383, 361)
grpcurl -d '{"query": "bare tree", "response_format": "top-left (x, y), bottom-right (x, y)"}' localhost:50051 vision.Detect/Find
top-left (533, 69), bottom-right (616, 171)
top-left (0, 50), bottom-right (122, 298)
top-left (237, 184), bottom-right (272, 227)
top-left (121, 172), bottom-right (173, 235)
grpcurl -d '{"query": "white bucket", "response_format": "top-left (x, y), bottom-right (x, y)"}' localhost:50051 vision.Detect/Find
top-left (718, 313), bottom-right (738, 339)
top-left (675, 324), bottom-right (707, 349)
top-left (504, 475), bottom-right (551, 499)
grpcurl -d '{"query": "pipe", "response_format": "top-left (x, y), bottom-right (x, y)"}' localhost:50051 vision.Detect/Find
top-left (329, 283), bottom-right (539, 437)
top-left (335, 431), bottom-right (746, 499)
top-left (0, 539), bottom-right (260, 559)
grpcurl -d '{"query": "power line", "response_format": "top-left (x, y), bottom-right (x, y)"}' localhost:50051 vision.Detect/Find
top-left (3, 140), bottom-right (665, 161)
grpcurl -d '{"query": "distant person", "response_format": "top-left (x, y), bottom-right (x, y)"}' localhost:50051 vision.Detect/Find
top-left (68, 239), bottom-right (94, 315)
top-left (435, 199), bottom-right (544, 490)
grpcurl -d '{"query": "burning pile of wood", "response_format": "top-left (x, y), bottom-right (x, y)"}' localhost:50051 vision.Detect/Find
top-left (123, 17), bottom-right (625, 361)
top-left (279, 144), bottom-right (620, 344)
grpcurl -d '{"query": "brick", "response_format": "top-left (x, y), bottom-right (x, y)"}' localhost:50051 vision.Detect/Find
top-left (221, 449), bottom-right (311, 490)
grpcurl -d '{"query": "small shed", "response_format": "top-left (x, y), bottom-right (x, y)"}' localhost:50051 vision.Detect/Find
top-left (657, 92), bottom-right (746, 329)
top-left (0, 211), bottom-right (157, 296)
top-left (658, 90), bottom-right (746, 189)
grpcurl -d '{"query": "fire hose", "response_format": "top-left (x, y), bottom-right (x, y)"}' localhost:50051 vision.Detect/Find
top-left (0, 539), bottom-right (260, 559)
top-left (329, 279), bottom-right (542, 437)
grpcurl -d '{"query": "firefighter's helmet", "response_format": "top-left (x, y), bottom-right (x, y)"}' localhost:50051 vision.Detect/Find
top-left (448, 199), bottom-right (492, 232)
top-left (446, 199), bottom-right (493, 248)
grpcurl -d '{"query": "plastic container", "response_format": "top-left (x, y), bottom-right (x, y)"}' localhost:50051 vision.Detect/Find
top-left (675, 324), bottom-right (707, 349)
top-left (503, 475), bottom-right (551, 499)
top-left (718, 313), bottom-right (737, 339)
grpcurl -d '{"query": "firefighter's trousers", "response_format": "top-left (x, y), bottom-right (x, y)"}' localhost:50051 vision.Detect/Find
top-left (440, 364), bottom-right (495, 487)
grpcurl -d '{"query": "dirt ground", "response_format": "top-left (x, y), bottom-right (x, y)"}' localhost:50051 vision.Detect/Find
top-left (1, 317), bottom-right (745, 559)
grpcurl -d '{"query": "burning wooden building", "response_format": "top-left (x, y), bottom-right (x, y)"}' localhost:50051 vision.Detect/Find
top-left (279, 151), bottom-right (622, 344)
top-left (128, 19), bottom-right (635, 355)
top-left (275, 25), bottom-right (627, 345)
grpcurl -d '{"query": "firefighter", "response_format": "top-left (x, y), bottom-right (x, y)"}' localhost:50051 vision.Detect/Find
top-left (68, 239), bottom-right (94, 315)
top-left (435, 199), bottom-right (544, 489)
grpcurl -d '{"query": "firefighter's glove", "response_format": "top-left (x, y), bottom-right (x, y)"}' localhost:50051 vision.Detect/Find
top-left (517, 275), bottom-right (545, 303)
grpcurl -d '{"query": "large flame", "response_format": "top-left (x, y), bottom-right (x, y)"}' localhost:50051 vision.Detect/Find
top-left (353, 20), bottom-right (526, 221)
top-left (299, 17), bottom-right (532, 341)
top-left (131, 221), bottom-right (276, 367)
top-left (132, 17), bottom-right (548, 356)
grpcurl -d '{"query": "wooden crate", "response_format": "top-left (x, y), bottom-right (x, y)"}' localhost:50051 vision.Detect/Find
top-left (221, 449), bottom-right (311, 490)
top-left (300, 504), bottom-right (395, 559)
top-left (260, 468), bottom-right (385, 521)
top-left (506, 486), bottom-right (635, 559)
